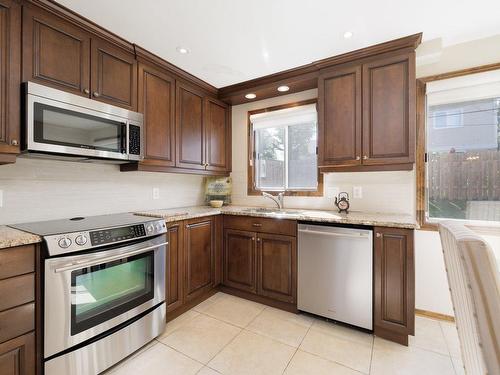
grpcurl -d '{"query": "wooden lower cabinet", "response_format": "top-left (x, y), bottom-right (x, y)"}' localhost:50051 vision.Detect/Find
top-left (257, 233), bottom-right (296, 303)
top-left (0, 332), bottom-right (35, 375)
top-left (223, 229), bottom-right (257, 293)
top-left (166, 222), bottom-right (183, 312)
top-left (222, 218), bottom-right (297, 306)
top-left (374, 226), bottom-right (415, 345)
top-left (183, 217), bottom-right (215, 302)
top-left (0, 244), bottom-right (36, 375)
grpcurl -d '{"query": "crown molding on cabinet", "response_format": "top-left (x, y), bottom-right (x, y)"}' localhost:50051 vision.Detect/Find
top-left (218, 33), bottom-right (422, 105)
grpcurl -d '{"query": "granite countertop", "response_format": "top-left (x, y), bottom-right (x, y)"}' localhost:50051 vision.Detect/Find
top-left (0, 206), bottom-right (417, 250)
top-left (135, 205), bottom-right (418, 229)
top-left (0, 225), bottom-right (42, 250)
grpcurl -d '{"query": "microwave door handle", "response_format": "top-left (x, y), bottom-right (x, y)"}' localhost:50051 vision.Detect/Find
top-left (53, 241), bottom-right (168, 273)
top-left (121, 122), bottom-right (127, 154)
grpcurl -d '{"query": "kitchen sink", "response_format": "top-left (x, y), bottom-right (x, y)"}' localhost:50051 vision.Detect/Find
top-left (242, 208), bottom-right (303, 216)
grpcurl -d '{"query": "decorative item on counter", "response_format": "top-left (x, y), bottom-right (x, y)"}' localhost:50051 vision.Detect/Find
top-left (209, 200), bottom-right (224, 208)
top-left (334, 192), bottom-right (350, 213)
top-left (205, 176), bottom-right (232, 205)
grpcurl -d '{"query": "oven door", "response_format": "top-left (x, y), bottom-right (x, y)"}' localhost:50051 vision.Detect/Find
top-left (44, 235), bottom-right (166, 358)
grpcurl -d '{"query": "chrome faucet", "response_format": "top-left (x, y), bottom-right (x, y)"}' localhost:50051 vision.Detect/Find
top-left (262, 192), bottom-right (284, 209)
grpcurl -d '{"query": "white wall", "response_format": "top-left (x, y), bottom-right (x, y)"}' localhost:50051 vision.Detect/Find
top-left (0, 158), bottom-right (205, 225)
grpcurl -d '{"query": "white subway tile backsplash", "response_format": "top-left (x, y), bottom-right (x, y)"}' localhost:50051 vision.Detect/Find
top-left (0, 158), bottom-right (205, 225)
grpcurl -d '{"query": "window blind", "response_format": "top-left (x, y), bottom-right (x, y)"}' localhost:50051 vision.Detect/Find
top-left (250, 103), bottom-right (317, 130)
top-left (426, 69), bottom-right (500, 106)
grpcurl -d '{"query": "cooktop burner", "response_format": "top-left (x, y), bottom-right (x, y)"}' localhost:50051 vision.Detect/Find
top-left (9, 212), bottom-right (154, 236)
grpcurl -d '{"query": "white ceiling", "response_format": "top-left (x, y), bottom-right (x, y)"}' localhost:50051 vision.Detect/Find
top-left (57, 0), bottom-right (500, 88)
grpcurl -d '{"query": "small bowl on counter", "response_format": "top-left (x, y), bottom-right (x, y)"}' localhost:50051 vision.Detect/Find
top-left (209, 200), bottom-right (224, 208)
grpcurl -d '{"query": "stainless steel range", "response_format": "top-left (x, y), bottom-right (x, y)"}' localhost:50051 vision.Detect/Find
top-left (10, 213), bottom-right (167, 375)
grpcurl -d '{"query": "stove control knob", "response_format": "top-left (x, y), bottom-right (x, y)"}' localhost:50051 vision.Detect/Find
top-left (155, 223), bottom-right (163, 232)
top-left (146, 224), bottom-right (154, 234)
top-left (75, 235), bottom-right (88, 246)
top-left (58, 237), bottom-right (72, 248)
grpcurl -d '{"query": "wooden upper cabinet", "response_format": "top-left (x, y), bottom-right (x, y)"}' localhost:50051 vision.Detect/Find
top-left (374, 226), bottom-right (415, 345)
top-left (318, 51), bottom-right (416, 171)
top-left (223, 229), bottom-right (257, 293)
top-left (22, 4), bottom-right (91, 96)
top-left (257, 233), bottom-right (296, 303)
top-left (91, 37), bottom-right (137, 110)
top-left (138, 63), bottom-right (175, 166)
top-left (0, 0), bottom-right (21, 158)
top-left (183, 217), bottom-right (214, 301)
top-left (176, 82), bottom-right (205, 170)
top-left (318, 65), bottom-right (362, 167)
top-left (23, 5), bottom-right (137, 110)
top-left (204, 97), bottom-right (231, 172)
top-left (362, 52), bottom-right (415, 165)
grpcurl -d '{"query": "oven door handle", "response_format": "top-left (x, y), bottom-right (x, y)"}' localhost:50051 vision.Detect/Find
top-left (53, 241), bottom-right (168, 273)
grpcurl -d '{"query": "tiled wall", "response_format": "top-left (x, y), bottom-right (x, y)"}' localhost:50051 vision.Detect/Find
top-left (230, 89), bottom-right (416, 216)
top-left (0, 158), bottom-right (206, 225)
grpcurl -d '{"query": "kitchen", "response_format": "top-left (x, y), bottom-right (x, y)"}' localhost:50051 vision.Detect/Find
top-left (0, 1), bottom-right (499, 375)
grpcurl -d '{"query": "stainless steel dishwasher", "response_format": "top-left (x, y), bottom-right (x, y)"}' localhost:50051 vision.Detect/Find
top-left (298, 223), bottom-right (373, 330)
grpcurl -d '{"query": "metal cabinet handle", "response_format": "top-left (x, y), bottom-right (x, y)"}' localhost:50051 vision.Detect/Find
top-left (83, 88), bottom-right (90, 94)
top-left (53, 241), bottom-right (168, 273)
top-left (376, 233), bottom-right (382, 238)
top-left (363, 155), bottom-right (368, 160)
top-left (11, 139), bottom-right (18, 146)
top-left (93, 91), bottom-right (100, 97)
top-left (256, 238), bottom-right (261, 242)
top-left (251, 237), bottom-right (255, 241)
top-left (252, 223), bottom-right (262, 227)
top-left (356, 156), bottom-right (360, 160)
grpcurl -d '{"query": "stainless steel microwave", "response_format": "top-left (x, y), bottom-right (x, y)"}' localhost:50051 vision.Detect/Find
top-left (24, 82), bottom-right (143, 163)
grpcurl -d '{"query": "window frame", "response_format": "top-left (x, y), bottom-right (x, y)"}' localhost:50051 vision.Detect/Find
top-left (416, 62), bottom-right (500, 231)
top-left (247, 99), bottom-right (323, 197)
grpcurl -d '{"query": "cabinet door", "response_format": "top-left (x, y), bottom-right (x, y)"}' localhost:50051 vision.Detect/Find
top-left (184, 217), bottom-right (214, 301)
top-left (0, 332), bottom-right (35, 375)
top-left (362, 53), bottom-right (415, 165)
top-left (204, 97), bottom-right (231, 172)
top-left (176, 82), bottom-right (205, 170)
top-left (374, 227), bottom-right (414, 345)
top-left (166, 222), bottom-right (183, 312)
top-left (257, 233), bottom-right (296, 303)
top-left (22, 4), bottom-right (91, 96)
top-left (138, 63), bottom-right (175, 166)
top-left (223, 229), bottom-right (257, 293)
top-left (318, 65), bottom-right (361, 167)
top-left (90, 37), bottom-right (137, 110)
top-left (0, 0), bottom-right (20, 157)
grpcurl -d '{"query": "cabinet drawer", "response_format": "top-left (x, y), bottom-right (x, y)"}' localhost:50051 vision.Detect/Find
top-left (223, 215), bottom-right (296, 236)
top-left (0, 304), bottom-right (34, 344)
top-left (0, 274), bottom-right (34, 312)
top-left (0, 246), bottom-right (34, 280)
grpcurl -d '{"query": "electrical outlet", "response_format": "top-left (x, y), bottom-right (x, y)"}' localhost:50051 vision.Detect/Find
top-left (326, 187), bottom-right (340, 199)
top-left (152, 187), bottom-right (160, 200)
top-left (353, 186), bottom-right (363, 199)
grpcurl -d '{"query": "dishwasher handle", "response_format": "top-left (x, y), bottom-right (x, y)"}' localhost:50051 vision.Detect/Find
top-left (298, 228), bottom-right (370, 239)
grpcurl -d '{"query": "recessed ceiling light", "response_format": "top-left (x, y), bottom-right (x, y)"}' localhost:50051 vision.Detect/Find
top-left (176, 46), bottom-right (190, 54)
top-left (277, 85), bottom-right (290, 92)
top-left (245, 93), bottom-right (257, 100)
top-left (343, 31), bottom-right (353, 39)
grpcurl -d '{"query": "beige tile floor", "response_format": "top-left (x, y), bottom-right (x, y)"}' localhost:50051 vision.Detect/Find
top-left (105, 293), bottom-right (463, 375)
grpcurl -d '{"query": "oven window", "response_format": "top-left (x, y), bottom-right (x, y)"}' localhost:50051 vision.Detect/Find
top-left (71, 251), bottom-right (154, 335)
top-left (34, 102), bottom-right (125, 153)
